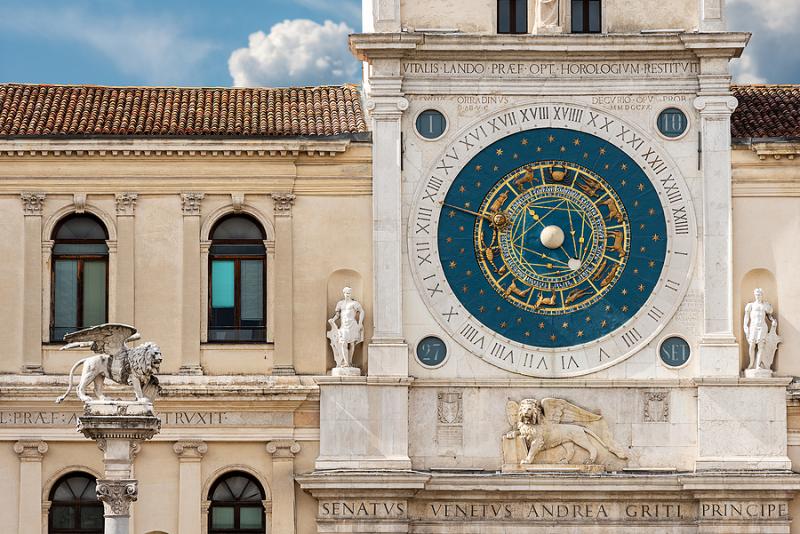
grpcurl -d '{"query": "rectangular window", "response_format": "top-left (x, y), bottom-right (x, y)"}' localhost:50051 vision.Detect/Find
top-left (209, 258), bottom-right (266, 342)
top-left (498, 0), bottom-right (528, 34)
top-left (51, 258), bottom-right (108, 341)
top-left (571, 0), bottom-right (601, 33)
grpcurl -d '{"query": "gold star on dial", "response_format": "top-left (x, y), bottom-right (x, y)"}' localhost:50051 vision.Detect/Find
top-left (516, 317), bottom-right (523, 324)
top-left (548, 135), bottom-right (555, 143)
top-left (638, 284), bottom-right (645, 292)
top-left (601, 320), bottom-right (608, 327)
top-left (652, 234), bottom-right (661, 242)
top-left (604, 164), bottom-right (610, 170)
top-left (536, 146), bottom-right (542, 152)
top-left (648, 260), bottom-right (656, 268)
top-left (500, 322), bottom-right (508, 328)
top-left (583, 152), bottom-right (589, 159)
top-left (648, 208), bottom-right (656, 216)
top-left (585, 316), bottom-right (591, 322)
top-left (639, 223), bottom-right (646, 230)
top-left (621, 305), bottom-right (629, 312)
top-left (621, 164), bottom-right (628, 171)
top-left (479, 306), bottom-right (486, 312)
top-left (573, 138), bottom-right (581, 146)
top-left (538, 322), bottom-right (545, 329)
top-left (620, 179), bottom-right (627, 186)
top-left (621, 288), bottom-right (628, 296)
top-left (577, 330), bottom-right (584, 338)
top-left (560, 146), bottom-right (566, 152)
top-left (462, 285), bottom-right (469, 293)
top-left (512, 153), bottom-right (519, 159)
top-left (446, 237), bottom-right (453, 243)
top-left (459, 185), bottom-right (466, 193)
top-left (524, 331), bottom-right (531, 337)
top-left (475, 165), bottom-right (482, 171)
top-left (493, 165), bottom-right (499, 171)
top-left (521, 138), bottom-right (529, 145)
top-left (474, 181), bottom-right (481, 188)
top-left (479, 289), bottom-right (485, 295)
top-left (640, 246), bottom-right (647, 253)
top-left (465, 270), bottom-right (472, 277)
top-left (605, 305), bottom-right (612, 312)
top-left (496, 149), bottom-right (503, 156)
top-left (550, 334), bottom-right (557, 342)
top-left (496, 306), bottom-right (502, 312)
top-left (448, 210), bottom-right (456, 218)
top-left (561, 322), bottom-right (569, 329)
top-left (599, 148), bottom-right (606, 155)
top-left (638, 183), bottom-right (645, 191)
top-left (449, 261), bottom-right (457, 269)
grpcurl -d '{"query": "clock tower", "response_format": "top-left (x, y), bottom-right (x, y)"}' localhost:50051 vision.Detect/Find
top-left (300, 0), bottom-right (800, 531)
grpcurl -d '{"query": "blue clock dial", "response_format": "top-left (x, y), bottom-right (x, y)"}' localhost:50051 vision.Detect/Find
top-left (437, 128), bottom-right (667, 348)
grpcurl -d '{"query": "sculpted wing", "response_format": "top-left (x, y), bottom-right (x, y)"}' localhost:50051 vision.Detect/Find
top-left (63, 324), bottom-right (138, 356)
top-left (506, 400), bottom-right (520, 427)
top-left (541, 398), bottom-right (602, 425)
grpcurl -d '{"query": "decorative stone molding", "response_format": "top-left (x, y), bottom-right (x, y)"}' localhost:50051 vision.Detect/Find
top-left (437, 391), bottom-right (463, 424)
top-left (365, 96), bottom-right (410, 119)
top-left (266, 440), bottom-right (301, 459)
top-left (642, 391), bottom-right (670, 423)
top-left (72, 193), bottom-right (87, 213)
top-left (96, 479), bottom-right (138, 517)
top-left (181, 192), bottom-right (205, 216)
top-left (231, 193), bottom-right (245, 212)
top-left (271, 192), bottom-right (296, 215)
top-left (748, 142), bottom-right (800, 161)
top-left (0, 138), bottom-right (352, 158)
top-left (13, 440), bottom-right (48, 461)
top-left (173, 440), bottom-right (208, 459)
top-left (20, 192), bottom-right (46, 215)
top-left (115, 192), bottom-right (138, 215)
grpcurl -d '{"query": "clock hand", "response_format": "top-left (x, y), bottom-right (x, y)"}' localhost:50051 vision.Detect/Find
top-left (440, 202), bottom-right (494, 223)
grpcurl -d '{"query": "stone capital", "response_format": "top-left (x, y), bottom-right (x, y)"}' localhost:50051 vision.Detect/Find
top-left (13, 440), bottom-right (48, 461)
top-left (20, 192), bottom-right (46, 215)
top-left (181, 192), bottom-right (205, 216)
top-left (173, 440), bottom-right (208, 460)
top-left (266, 440), bottom-right (301, 459)
top-left (366, 96), bottom-right (409, 119)
top-left (271, 192), bottom-right (296, 215)
top-left (694, 95), bottom-right (738, 115)
top-left (96, 479), bottom-right (138, 517)
top-left (115, 192), bottom-right (138, 216)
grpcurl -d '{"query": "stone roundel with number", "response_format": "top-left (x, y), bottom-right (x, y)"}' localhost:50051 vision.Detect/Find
top-left (408, 103), bottom-right (696, 377)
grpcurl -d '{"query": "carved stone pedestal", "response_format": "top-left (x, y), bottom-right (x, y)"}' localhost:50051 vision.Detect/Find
top-left (77, 402), bottom-right (161, 534)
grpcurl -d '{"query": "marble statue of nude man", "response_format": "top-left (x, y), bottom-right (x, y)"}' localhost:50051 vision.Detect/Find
top-left (743, 288), bottom-right (776, 371)
top-left (327, 287), bottom-right (365, 369)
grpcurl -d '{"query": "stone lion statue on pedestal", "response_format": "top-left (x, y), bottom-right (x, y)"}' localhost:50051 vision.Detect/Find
top-left (503, 398), bottom-right (627, 467)
top-left (55, 324), bottom-right (162, 404)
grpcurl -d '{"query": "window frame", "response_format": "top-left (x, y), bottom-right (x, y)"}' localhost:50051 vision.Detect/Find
top-left (208, 472), bottom-right (266, 534)
top-left (497, 0), bottom-right (528, 34)
top-left (207, 216), bottom-right (268, 343)
top-left (48, 472), bottom-right (104, 534)
top-left (49, 215), bottom-right (110, 342)
top-left (571, 0), bottom-right (602, 33)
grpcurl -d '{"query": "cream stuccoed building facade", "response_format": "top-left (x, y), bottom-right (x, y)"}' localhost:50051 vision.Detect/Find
top-left (3, 0), bottom-right (800, 533)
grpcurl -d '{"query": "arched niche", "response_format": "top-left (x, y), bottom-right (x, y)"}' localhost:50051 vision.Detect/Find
top-left (739, 268), bottom-right (778, 370)
top-left (326, 269), bottom-right (366, 372)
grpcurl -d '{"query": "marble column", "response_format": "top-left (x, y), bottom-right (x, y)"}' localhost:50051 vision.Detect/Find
top-left (115, 193), bottom-right (137, 325)
top-left (173, 441), bottom-right (207, 534)
top-left (21, 193), bottom-right (45, 373)
top-left (271, 193), bottom-right (296, 376)
top-left (266, 440), bottom-right (300, 534)
top-left (14, 440), bottom-right (48, 534)
top-left (179, 193), bottom-right (204, 375)
top-left (694, 95), bottom-right (739, 376)
top-left (78, 403), bottom-right (160, 534)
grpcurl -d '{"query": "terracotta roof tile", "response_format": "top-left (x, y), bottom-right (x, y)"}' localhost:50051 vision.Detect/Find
top-left (0, 83), bottom-right (367, 138)
top-left (732, 85), bottom-right (800, 139)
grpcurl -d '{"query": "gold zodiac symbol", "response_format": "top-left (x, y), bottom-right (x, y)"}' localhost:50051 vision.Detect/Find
top-left (592, 259), bottom-right (608, 281)
top-left (565, 287), bottom-right (591, 305)
top-left (504, 280), bottom-right (531, 299)
top-left (514, 168), bottom-right (535, 190)
top-left (550, 168), bottom-right (567, 182)
top-left (600, 198), bottom-right (624, 223)
top-left (533, 292), bottom-right (557, 309)
top-left (577, 177), bottom-right (602, 197)
top-left (490, 191), bottom-right (509, 213)
top-left (600, 265), bottom-right (619, 287)
top-left (608, 230), bottom-right (625, 258)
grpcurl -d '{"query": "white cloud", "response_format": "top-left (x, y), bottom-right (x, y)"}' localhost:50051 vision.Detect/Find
top-left (228, 19), bottom-right (360, 87)
top-left (0, 6), bottom-right (215, 84)
top-left (728, 0), bottom-right (800, 84)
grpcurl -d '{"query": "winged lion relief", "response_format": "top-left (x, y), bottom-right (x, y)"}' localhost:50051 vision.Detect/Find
top-left (502, 398), bottom-right (628, 471)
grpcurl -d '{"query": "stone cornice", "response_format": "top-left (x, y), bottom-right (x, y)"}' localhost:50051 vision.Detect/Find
top-left (350, 32), bottom-right (749, 60)
top-left (0, 138), bottom-right (356, 158)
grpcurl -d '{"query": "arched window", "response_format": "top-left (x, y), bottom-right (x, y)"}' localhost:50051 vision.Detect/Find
top-left (48, 472), bottom-right (103, 534)
top-left (208, 472), bottom-right (266, 533)
top-left (498, 0), bottom-right (528, 33)
top-left (571, 0), bottom-right (601, 33)
top-left (51, 215), bottom-right (109, 341)
top-left (209, 216), bottom-right (266, 342)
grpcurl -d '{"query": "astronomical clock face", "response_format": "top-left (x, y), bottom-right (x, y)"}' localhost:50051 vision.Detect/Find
top-left (409, 104), bottom-right (696, 377)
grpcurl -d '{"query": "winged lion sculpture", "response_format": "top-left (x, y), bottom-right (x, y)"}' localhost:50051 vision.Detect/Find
top-left (503, 397), bottom-right (628, 466)
top-left (55, 324), bottom-right (162, 404)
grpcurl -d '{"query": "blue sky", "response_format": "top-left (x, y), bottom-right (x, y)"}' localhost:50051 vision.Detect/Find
top-left (0, 0), bottom-right (795, 87)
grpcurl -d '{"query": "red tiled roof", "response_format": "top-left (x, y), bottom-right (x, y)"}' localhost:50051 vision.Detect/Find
top-left (0, 84), bottom-right (367, 137)
top-left (732, 85), bottom-right (800, 139)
